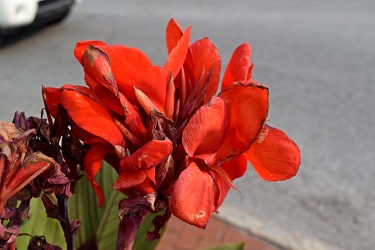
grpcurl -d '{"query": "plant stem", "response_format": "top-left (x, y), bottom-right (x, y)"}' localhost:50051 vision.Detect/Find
top-left (57, 194), bottom-right (74, 250)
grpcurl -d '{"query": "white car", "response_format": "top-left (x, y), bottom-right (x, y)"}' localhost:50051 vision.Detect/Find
top-left (0, 0), bottom-right (80, 36)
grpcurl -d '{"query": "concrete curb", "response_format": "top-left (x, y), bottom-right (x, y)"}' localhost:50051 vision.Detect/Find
top-left (216, 203), bottom-right (340, 250)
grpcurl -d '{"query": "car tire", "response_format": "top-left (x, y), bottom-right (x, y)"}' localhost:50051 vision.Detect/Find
top-left (50, 8), bottom-right (72, 24)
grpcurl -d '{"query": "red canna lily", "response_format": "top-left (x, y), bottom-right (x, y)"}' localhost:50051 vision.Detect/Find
top-left (43, 22), bottom-right (191, 206)
top-left (165, 18), bottom-right (300, 228)
top-left (43, 17), bottom-right (300, 234)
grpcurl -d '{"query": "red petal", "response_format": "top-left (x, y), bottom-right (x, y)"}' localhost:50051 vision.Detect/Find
top-left (190, 38), bottom-right (221, 102)
top-left (70, 122), bottom-right (104, 145)
top-left (244, 125), bottom-right (300, 181)
top-left (94, 44), bottom-right (167, 114)
top-left (81, 45), bottom-right (147, 135)
top-left (182, 97), bottom-right (228, 158)
top-left (42, 87), bottom-right (61, 118)
top-left (222, 43), bottom-right (252, 91)
top-left (83, 144), bottom-right (113, 207)
top-left (113, 169), bottom-right (149, 192)
top-left (209, 166), bottom-right (233, 210)
top-left (164, 26), bottom-right (191, 78)
top-left (217, 82), bottom-right (269, 160)
top-left (114, 165), bottom-right (156, 196)
top-left (170, 162), bottom-right (219, 228)
top-left (5, 153), bottom-right (53, 200)
top-left (166, 18), bottom-right (184, 54)
top-left (220, 154), bottom-right (248, 180)
top-left (119, 139), bottom-right (173, 170)
top-left (84, 74), bottom-right (124, 115)
top-left (74, 40), bottom-right (107, 64)
top-left (121, 101), bottom-right (148, 142)
top-left (60, 85), bottom-right (125, 147)
top-left (129, 176), bottom-right (156, 196)
top-left (82, 45), bottom-right (119, 94)
top-left (84, 73), bottom-right (148, 142)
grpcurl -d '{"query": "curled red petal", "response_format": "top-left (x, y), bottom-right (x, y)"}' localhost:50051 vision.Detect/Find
top-left (84, 74), bottom-right (124, 115)
top-left (170, 162), bottom-right (219, 228)
top-left (190, 38), bottom-right (221, 102)
top-left (130, 177), bottom-right (156, 196)
top-left (222, 43), bottom-right (252, 91)
top-left (217, 82), bottom-right (269, 161)
top-left (114, 168), bottom-right (156, 196)
top-left (82, 45), bottom-right (147, 138)
top-left (166, 18), bottom-right (184, 54)
top-left (208, 157), bottom-right (248, 210)
top-left (113, 169), bottom-right (149, 192)
top-left (81, 45), bottom-right (119, 96)
top-left (83, 144), bottom-right (113, 207)
top-left (244, 125), bottom-right (300, 181)
top-left (121, 102), bottom-right (148, 142)
top-left (94, 44), bottom-right (168, 114)
top-left (164, 26), bottom-right (191, 78)
top-left (84, 73), bottom-right (148, 142)
top-left (209, 166), bottom-right (233, 210)
top-left (42, 87), bottom-right (61, 118)
top-left (119, 139), bottom-right (173, 170)
top-left (182, 97), bottom-right (228, 158)
top-left (74, 40), bottom-right (107, 65)
top-left (60, 85), bottom-right (125, 147)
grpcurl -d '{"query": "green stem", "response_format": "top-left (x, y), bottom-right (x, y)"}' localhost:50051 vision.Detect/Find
top-left (95, 190), bottom-right (119, 242)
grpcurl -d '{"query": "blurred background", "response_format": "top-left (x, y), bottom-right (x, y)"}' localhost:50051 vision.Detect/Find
top-left (1, 0), bottom-right (374, 249)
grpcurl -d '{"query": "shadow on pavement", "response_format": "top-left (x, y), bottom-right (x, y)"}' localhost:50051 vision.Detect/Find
top-left (0, 15), bottom-right (68, 48)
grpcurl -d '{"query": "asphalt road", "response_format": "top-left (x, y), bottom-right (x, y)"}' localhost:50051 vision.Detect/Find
top-left (1, 1), bottom-right (374, 249)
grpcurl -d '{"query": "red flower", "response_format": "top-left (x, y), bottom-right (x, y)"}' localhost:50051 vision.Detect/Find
top-left (163, 19), bottom-right (300, 228)
top-left (44, 18), bottom-right (300, 230)
top-left (43, 24), bottom-right (191, 206)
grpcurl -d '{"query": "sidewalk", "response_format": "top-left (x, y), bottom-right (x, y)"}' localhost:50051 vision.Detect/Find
top-left (156, 215), bottom-right (285, 250)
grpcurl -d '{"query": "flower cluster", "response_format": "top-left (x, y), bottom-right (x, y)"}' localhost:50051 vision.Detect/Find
top-left (43, 18), bottom-right (300, 240)
top-left (0, 116), bottom-right (73, 249)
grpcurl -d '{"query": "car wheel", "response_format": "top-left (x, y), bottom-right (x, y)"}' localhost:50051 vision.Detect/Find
top-left (51, 8), bottom-right (72, 24)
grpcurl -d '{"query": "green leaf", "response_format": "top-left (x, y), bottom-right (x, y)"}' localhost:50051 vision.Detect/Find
top-left (16, 198), bottom-right (67, 249)
top-left (69, 162), bottom-right (164, 250)
top-left (68, 162), bottom-right (122, 249)
top-left (16, 161), bottom-right (164, 250)
top-left (201, 242), bottom-right (245, 250)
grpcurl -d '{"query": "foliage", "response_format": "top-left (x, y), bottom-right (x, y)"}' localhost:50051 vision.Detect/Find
top-left (202, 243), bottom-right (244, 250)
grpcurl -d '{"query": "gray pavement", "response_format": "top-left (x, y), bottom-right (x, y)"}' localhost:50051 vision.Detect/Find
top-left (1, 1), bottom-right (374, 249)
